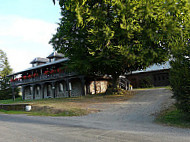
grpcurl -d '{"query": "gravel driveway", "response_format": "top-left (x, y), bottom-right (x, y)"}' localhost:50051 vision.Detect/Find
top-left (0, 88), bottom-right (189, 142)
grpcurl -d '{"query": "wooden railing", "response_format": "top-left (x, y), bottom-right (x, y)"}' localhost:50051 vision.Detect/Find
top-left (10, 72), bottom-right (77, 86)
top-left (119, 76), bottom-right (131, 90)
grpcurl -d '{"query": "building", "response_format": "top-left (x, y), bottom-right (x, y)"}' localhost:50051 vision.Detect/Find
top-left (8, 52), bottom-right (109, 100)
top-left (126, 62), bottom-right (170, 88)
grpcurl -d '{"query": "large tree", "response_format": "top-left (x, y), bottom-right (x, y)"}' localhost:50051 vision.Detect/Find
top-left (0, 49), bottom-right (18, 100)
top-left (51, 0), bottom-right (190, 90)
top-left (170, 43), bottom-right (190, 114)
top-left (0, 49), bottom-right (12, 77)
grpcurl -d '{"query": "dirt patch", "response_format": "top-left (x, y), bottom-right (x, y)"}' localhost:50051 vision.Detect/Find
top-left (31, 90), bottom-right (135, 113)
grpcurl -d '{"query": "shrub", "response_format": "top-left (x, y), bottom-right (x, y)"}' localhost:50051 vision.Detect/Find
top-left (0, 78), bottom-right (20, 100)
top-left (0, 87), bottom-right (20, 100)
top-left (170, 55), bottom-right (190, 114)
top-left (139, 76), bottom-right (153, 88)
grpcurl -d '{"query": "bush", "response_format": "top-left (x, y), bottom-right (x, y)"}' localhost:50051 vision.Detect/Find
top-left (170, 54), bottom-right (190, 114)
top-left (0, 87), bottom-right (20, 100)
top-left (139, 76), bottom-right (153, 88)
top-left (0, 78), bottom-right (20, 100)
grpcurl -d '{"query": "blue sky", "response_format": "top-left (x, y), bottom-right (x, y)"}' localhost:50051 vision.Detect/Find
top-left (0, 0), bottom-right (61, 72)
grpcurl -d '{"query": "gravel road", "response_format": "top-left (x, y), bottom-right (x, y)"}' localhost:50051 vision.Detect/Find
top-left (0, 88), bottom-right (189, 142)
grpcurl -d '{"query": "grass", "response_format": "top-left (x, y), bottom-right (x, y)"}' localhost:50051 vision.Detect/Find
top-left (135, 86), bottom-right (171, 90)
top-left (0, 97), bottom-right (23, 104)
top-left (0, 108), bottom-right (88, 117)
top-left (0, 90), bottom-right (134, 117)
top-left (155, 105), bottom-right (190, 128)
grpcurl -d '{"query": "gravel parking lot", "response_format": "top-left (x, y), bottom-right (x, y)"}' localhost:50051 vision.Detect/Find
top-left (0, 88), bottom-right (189, 142)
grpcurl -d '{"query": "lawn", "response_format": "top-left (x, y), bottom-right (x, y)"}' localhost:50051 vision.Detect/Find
top-left (0, 90), bottom-right (134, 117)
top-left (135, 86), bottom-right (171, 90)
top-left (156, 105), bottom-right (190, 128)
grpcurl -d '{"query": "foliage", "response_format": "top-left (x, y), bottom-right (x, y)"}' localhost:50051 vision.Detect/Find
top-left (156, 105), bottom-right (190, 128)
top-left (139, 76), bottom-right (153, 88)
top-left (0, 49), bottom-right (19, 100)
top-left (170, 47), bottom-right (190, 114)
top-left (0, 77), bottom-right (20, 100)
top-left (51, 0), bottom-right (190, 90)
top-left (0, 50), bottom-right (12, 77)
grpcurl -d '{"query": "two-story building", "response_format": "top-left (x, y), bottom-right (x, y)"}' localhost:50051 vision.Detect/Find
top-left (8, 52), bottom-right (109, 100)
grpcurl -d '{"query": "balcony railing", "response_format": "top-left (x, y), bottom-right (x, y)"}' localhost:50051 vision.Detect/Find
top-left (10, 72), bottom-right (77, 86)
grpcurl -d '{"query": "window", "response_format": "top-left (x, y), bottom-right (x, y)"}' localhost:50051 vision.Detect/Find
top-left (36, 86), bottom-right (40, 95)
top-left (47, 85), bottom-right (51, 96)
top-left (158, 76), bottom-right (160, 81)
top-left (162, 76), bottom-right (165, 80)
top-left (154, 76), bottom-right (157, 81)
top-left (30, 86), bottom-right (33, 95)
top-left (59, 83), bottom-right (64, 92)
top-left (69, 82), bottom-right (72, 90)
top-left (33, 63), bottom-right (37, 67)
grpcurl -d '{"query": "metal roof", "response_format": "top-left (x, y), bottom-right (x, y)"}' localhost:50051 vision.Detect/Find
top-left (129, 61), bottom-right (170, 75)
top-left (30, 57), bottom-right (48, 64)
top-left (7, 58), bottom-right (69, 77)
top-left (47, 52), bottom-right (65, 59)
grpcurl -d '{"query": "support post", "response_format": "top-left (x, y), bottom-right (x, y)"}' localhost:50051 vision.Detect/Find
top-left (52, 82), bottom-right (56, 98)
top-left (31, 85), bottom-right (35, 100)
top-left (12, 87), bottom-right (15, 101)
top-left (94, 79), bottom-right (97, 94)
top-left (66, 79), bottom-right (71, 97)
top-left (80, 76), bottom-right (85, 96)
top-left (40, 83), bottom-right (45, 99)
top-left (129, 83), bottom-right (131, 90)
top-left (22, 86), bottom-right (25, 100)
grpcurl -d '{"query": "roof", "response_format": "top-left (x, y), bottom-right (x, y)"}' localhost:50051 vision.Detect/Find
top-left (7, 58), bottom-right (69, 77)
top-left (129, 61), bottom-right (170, 75)
top-left (47, 52), bottom-right (65, 59)
top-left (30, 57), bottom-right (48, 64)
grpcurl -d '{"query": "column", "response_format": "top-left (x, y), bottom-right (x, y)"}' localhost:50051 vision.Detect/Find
top-left (94, 79), bottom-right (97, 94)
top-left (52, 82), bottom-right (56, 98)
top-left (80, 76), bottom-right (85, 96)
top-left (12, 87), bottom-right (15, 101)
top-left (66, 79), bottom-right (71, 97)
top-left (31, 85), bottom-right (35, 100)
top-left (21, 86), bottom-right (25, 100)
top-left (40, 83), bottom-right (45, 99)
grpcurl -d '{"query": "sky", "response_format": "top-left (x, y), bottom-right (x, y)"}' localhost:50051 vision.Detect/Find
top-left (0, 0), bottom-right (61, 73)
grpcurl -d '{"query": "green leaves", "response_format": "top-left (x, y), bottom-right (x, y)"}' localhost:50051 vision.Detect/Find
top-left (51, 0), bottom-right (190, 79)
top-left (170, 49), bottom-right (190, 113)
top-left (0, 49), bottom-right (12, 77)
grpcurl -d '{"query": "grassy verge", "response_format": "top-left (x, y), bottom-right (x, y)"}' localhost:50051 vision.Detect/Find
top-left (155, 105), bottom-right (190, 128)
top-left (135, 86), bottom-right (171, 90)
top-left (0, 108), bottom-right (88, 117)
top-left (0, 97), bottom-right (23, 104)
top-left (0, 90), bottom-right (134, 117)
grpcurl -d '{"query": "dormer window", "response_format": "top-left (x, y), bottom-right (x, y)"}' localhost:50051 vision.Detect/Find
top-left (32, 63), bottom-right (38, 67)
top-left (30, 57), bottom-right (48, 67)
top-left (47, 52), bottom-right (65, 62)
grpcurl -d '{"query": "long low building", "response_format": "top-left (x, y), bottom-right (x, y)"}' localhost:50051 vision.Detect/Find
top-left (8, 52), bottom-right (109, 100)
top-left (126, 62), bottom-right (170, 88)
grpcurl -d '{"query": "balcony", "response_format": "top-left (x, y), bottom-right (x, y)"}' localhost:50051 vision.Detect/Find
top-left (10, 72), bottom-right (77, 86)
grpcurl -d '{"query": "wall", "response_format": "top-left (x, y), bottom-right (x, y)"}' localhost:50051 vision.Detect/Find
top-left (127, 69), bottom-right (170, 88)
top-left (22, 78), bottom-right (109, 100)
top-left (24, 86), bottom-right (33, 100)
top-left (70, 79), bottom-right (82, 97)
top-left (56, 81), bottom-right (68, 98)
top-left (89, 80), bottom-right (108, 94)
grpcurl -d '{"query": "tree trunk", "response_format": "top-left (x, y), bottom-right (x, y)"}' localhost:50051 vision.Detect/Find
top-left (112, 74), bottom-right (119, 92)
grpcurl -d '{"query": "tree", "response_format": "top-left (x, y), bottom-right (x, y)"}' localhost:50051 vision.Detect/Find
top-left (170, 46), bottom-right (190, 114)
top-left (50, 0), bottom-right (190, 91)
top-left (0, 49), bottom-right (19, 100)
top-left (0, 50), bottom-right (13, 77)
